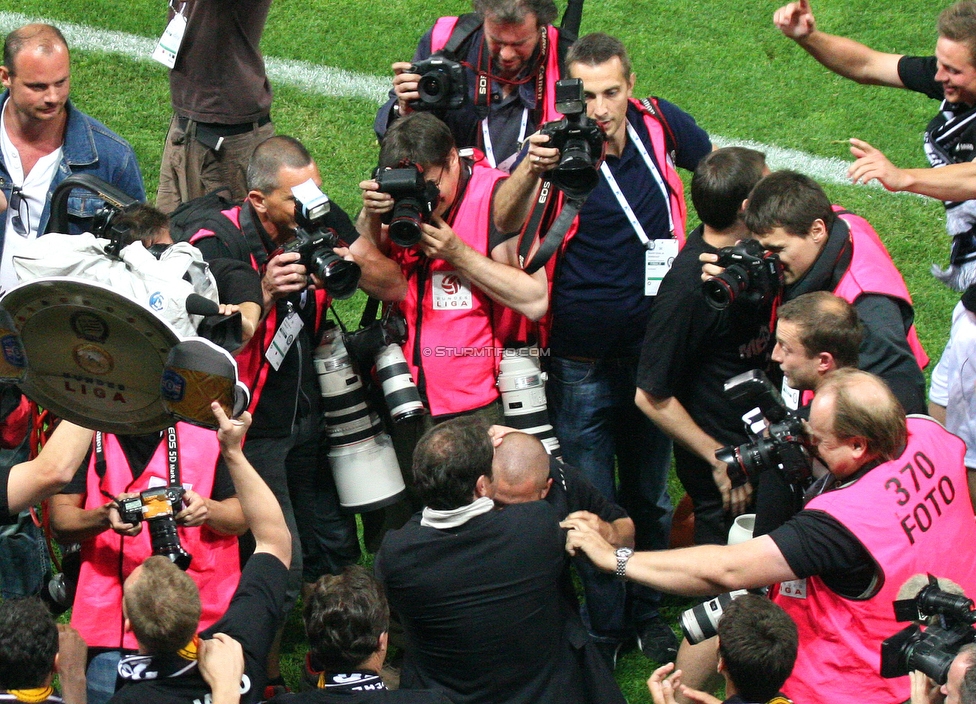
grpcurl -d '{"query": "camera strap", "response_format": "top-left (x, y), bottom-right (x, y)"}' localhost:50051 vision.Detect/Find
top-left (482, 108), bottom-right (529, 171)
top-left (518, 188), bottom-right (584, 275)
top-left (94, 427), bottom-right (182, 501)
top-left (238, 203), bottom-right (269, 268)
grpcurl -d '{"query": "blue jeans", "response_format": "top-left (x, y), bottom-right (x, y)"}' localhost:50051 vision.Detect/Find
top-left (86, 651), bottom-right (122, 704)
top-left (547, 356), bottom-right (674, 634)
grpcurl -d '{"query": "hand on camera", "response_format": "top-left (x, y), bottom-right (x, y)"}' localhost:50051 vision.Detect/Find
top-left (523, 132), bottom-right (560, 177)
top-left (699, 252), bottom-right (726, 282)
top-left (263, 251), bottom-right (308, 303)
top-left (108, 494), bottom-right (142, 537)
top-left (909, 670), bottom-right (944, 704)
top-left (360, 179), bottom-right (395, 218)
top-left (392, 61), bottom-right (421, 117)
top-left (176, 489), bottom-right (209, 527)
top-left (420, 215), bottom-right (465, 262)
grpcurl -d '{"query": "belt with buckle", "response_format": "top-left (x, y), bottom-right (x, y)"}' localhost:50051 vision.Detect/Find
top-left (176, 114), bottom-right (271, 136)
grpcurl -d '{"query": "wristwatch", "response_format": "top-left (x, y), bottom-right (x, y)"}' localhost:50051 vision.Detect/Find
top-left (615, 547), bottom-right (634, 580)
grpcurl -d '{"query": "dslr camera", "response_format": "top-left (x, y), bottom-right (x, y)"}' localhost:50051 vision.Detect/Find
top-left (374, 162), bottom-right (440, 247)
top-left (715, 370), bottom-right (812, 488)
top-left (702, 238), bottom-right (784, 310)
top-left (881, 575), bottom-right (976, 684)
top-left (278, 181), bottom-right (361, 299)
top-left (116, 487), bottom-right (192, 570)
top-left (539, 78), bottom-right (607, 198)
top-left (409, 54), bottom-right (467, 111)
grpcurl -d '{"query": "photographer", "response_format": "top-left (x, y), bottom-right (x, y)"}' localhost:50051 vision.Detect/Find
top-left (564, 369), bottom-right (976, 703)
top-left (635, 147), bottom-right (771, 546)
top-left (494, 31), bottom-right (711, 663)
top-left (108, 403), bottom-right (291, 704)
top-left (911, 645), bottom-right (976, 704)
top-left (48, 419), bottom-right (246, 704)
top-left (182, 135), bottom-right (405, 686)
top-left (707, 170), bottom-right (928, 415)
top-left (375, 0), bottom-right (571, 172)
top-left (357, 112), bottom-right (547, 468)
top-left (648, 595), bottom-right (797, 704)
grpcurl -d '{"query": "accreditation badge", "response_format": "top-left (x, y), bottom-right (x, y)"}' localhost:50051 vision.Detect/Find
top-left (152, 7), bottom-right (187, 69)
top-left (778, 579), bottom-right (807, 600)
top-left (645, 239), bottom-right (678, 296)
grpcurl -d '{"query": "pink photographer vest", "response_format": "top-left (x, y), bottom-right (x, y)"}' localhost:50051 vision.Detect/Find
top-left (772, 417), bottom-right (976, 703)
top-left (833, 207), bottom-right (929, 369)
top-left (393, 157), bottom-right (507, 416)
top-left (72, 424), bottom-right (240, 649)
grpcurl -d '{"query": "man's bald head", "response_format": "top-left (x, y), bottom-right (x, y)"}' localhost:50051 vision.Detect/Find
top-left (486, 432), bottom-right (551, 505)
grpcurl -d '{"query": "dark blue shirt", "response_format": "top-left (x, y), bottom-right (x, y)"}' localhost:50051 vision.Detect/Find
top-left (549, 100), bottom-right (711, 359)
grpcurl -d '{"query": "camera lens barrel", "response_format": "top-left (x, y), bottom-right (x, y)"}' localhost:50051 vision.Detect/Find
top-left (147, 516), bottom-right (192, 571)
top-left (375, 344), bottom-right (425, 422)
top-left (680, 590), bottom-right (749, 644)
top-left (497, 350), bottom-right (561, 458)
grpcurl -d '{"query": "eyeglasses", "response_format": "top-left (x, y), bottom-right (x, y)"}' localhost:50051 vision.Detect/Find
top-left (8, 187), bottom-right (29, 237)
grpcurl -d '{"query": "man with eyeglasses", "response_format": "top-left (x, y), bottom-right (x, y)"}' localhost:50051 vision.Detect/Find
top-left (0, 23), bottom-right (145, 294)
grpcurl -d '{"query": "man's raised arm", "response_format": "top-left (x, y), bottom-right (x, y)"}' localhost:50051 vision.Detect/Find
top-left (211, 402), bottom-right (291, 567)
top-left (7, 420), bottom-right (93, 515)
top-left (773, 0), bottom-right (904, 87)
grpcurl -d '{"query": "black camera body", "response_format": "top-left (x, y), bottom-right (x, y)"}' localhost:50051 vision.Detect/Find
top-left (117, 487), bottom-right (192, 570)
top-left (282, 201), bottom-right (362, 300)
top-left (410, 54), bottom-right (467, 111)
top-left (539, 78), bottom-right (607, 199)
top-left (715, 370), bottom-right (812, 488)
top-left (343, 307), bottom-right (408, 370)
top-left (374, 163), bottom-right (440, 248)
top-left (881, 576), bottom-right (976, 684)
top-left (702, 238), bottom-right (784, 310)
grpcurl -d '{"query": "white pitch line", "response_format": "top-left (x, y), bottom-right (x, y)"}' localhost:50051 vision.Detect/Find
top-left (0, 10), bottom-right (907, 192)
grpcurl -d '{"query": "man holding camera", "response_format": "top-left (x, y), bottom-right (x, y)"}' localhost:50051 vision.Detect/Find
top-left (183, 134), bottom-right (405, 686)
top-left (0, 23), bottom-right (145, 294)
top-left (494, 31), bottom-right (711, 662)
top-left (730, 170), bottom-right (928, 415)
top-left (912, 645), bottom-right (976, 704)
top-left (358, 112), bottom-right (547, 473)
top-left (635, 147), bottom-right (770, 548)
top-left (375, 0), bottom-right (571, 173)
top-left (565, 369), bottom-right (976, 703)
top-left (48, 415), bottom-right (247, 704)
top-left (107, 403), bottom-right (292, 704)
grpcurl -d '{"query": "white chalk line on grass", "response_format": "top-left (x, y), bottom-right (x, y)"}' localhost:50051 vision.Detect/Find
top-left (0, 11), bottom-right (912, 192)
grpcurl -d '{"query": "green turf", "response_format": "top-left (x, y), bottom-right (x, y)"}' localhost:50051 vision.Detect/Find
top-left (13, 0), bottom-right (965, 698)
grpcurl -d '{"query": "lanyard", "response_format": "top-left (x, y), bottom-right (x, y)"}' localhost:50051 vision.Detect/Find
top-left (95, 427), bottom-right (181, 499)
top-left (599, 121), bottom-right (674, 246)
top-left (481, 107), bottom-right (528, 171)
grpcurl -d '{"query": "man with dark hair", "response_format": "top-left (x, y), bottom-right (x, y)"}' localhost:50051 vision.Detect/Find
top-left (565, 370), bottom-right (976, 703)
top-left (496, 30), bottom-right (712, 664)
top-left (108, 403), bottom-right (292, 704)
top-left (737, 170), bottom-right (928, 414)
top-left (649, 595), bottom-right (798, 704)
top-left (375, 417), bottom-right (604, 704)
top-left (772, 291), bottom-right (863, 396)
top-left (185, 135), bottom-right (405, 662)
top-left (358, 113), bottom-right (546, 471)
top-left (375, 0), bottom-right (570, 172)
top-left (269, 565), bottom-right (450, 702)
top-left (0, 598), bottom-right (88, 704)
top-left (0, 23), bottom-right (145, 294)
top-left (774, 0), bottom-right (976, 290)
top-left (636, 147), bottom-right (770, 547)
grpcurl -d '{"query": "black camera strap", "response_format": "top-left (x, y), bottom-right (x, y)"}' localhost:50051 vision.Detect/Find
top-left (238, 203), bottom-right (270, 268)
top-left (517, 184), bottom-right (584, 275)
top-left (94, 427), bottom-right (182, 502)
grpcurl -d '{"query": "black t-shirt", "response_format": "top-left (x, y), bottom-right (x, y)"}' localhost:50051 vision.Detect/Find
top-left (898, 55), bottom-right (943, 100)
top-left (207, 258), bottom-right (262, 306)
top-left (62, 432), bottom-right (236, 501)
top-left (109, 552), bottom-right (288, 704)
top-left (272, 685), bottom-right (452, 704)
top-left (546, 456), bottom-right (628, 523)
top-left (0, 463), bottom-right (10, 524)
top-left (636, 227), bottom-right (773, 442)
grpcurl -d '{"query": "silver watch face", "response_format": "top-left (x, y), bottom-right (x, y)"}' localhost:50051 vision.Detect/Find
top-left (616, 547), bottom-right (634, 558)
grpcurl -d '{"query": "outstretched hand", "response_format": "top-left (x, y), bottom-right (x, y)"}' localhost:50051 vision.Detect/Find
top-left (773, 0), bottom-right (816, 41)
top-left (212, 401), bottom-right (250, 452)
top-left (848, 138), bottom-right (911, 192)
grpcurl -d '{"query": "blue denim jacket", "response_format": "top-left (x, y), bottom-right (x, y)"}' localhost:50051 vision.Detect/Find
top-left (0, 92), bottom-right (145, 248)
